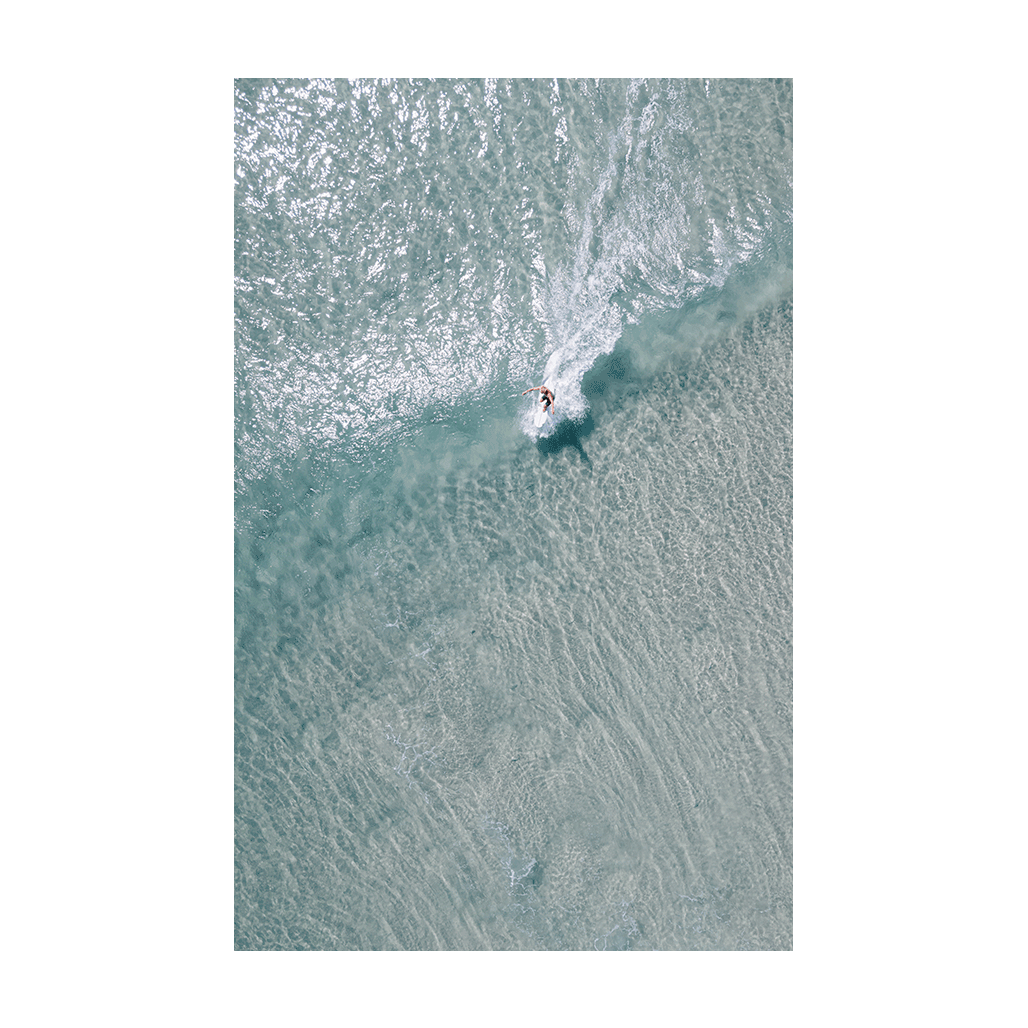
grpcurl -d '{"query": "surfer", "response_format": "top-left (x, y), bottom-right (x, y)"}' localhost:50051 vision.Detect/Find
top-left (522, 384), bottom-right (555, 418)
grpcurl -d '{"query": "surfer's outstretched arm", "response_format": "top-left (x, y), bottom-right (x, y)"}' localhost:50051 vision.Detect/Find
top-left (522, 387), bottom-right (541, 395)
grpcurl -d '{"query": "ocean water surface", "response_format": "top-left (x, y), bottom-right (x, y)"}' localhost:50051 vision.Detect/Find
top-left (234, 78), bottom-right (792, 950)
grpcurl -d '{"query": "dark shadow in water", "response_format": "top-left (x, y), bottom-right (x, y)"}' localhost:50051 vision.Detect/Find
top-left (536, 413), bottom-right (594, 464)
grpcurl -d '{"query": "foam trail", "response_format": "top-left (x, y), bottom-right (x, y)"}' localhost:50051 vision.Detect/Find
top-left (519, 129), bottom-right (630, 439)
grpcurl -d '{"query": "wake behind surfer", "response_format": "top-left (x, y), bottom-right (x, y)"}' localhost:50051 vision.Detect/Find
top-left (522, 384), bottom-right (555, 417)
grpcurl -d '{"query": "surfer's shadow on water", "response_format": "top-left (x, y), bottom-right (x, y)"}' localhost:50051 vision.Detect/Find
top-left (534, 414), bottom-right (594, 464)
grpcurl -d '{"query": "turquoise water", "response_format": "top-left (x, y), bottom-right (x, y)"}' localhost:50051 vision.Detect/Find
top-left (235, 78), bottom-right (792, 949)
